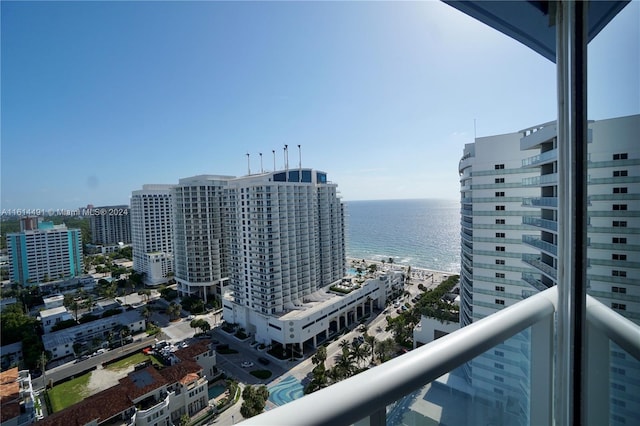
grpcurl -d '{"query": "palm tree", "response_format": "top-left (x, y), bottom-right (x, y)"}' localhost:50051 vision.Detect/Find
top-left (364, 334), bottom-right (376, 365)
top-left (167, 302), bottom-right (182, 321)
top-left (141, 305), bottom-right (152, 322)
top-left (312, 345), bottom-right (327, 368)
top-left (338, 339), bottom-right (350, 353)
top-left (349, 342), bottom-right (369, 369)
top-left (333, 351), bottom-right (354, 380)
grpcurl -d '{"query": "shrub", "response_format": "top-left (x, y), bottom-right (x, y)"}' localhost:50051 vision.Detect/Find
top-left (235, 329), bottom-right (248, 340)
top-left (250, 369), bottom-right (272, 379)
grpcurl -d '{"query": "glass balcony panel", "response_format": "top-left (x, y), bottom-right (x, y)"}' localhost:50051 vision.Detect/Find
top-left (385, 327), bottom-right (543, 426)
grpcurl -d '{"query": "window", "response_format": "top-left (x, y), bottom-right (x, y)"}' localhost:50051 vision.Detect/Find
top-left (494, 362), bottom-right (504, 369)
top-left (612, 237), bottom-right (627, 244)
top-left (494, 375), bottom-right (504, 383)
top-left (495, 191), bottom-right (505, 197)
top-left (495, 232), bottom-right (505, 238)
top-left (612, 351), bottom-right (626, 360)
top-left (612, 399), bottom-right (626, 408)
top-left (613, 221), bottom-right (627, 227)
top-left (612, 153), bottom-right (628, 160)
top-left (613, 170), bottom-right (628, 177)
top-left (495, 178), bottom-right (505, 183)
top-left (494, 350), bottom-right (504, 357)
top-left (494, 388), bottom-right (504, 395)
top-left (613, 187), bottom-right (628, 194)
top-left (612, 270), bottom-right (627, 277)
top-left (495, 299), bottom-right (505, 305)
top-left (495, 286), bottom-right (505, 292)
top-left (612, 383), bottom-right (626, 392)
top-left (495, 219), bottom-right (505, 224)
top-left (612, 286), bottom-right (627, 294)
top-left (495, 246), bottom-right (505, 252)
top-left (612, 303), bottom-right (626, 311)
top-left (495, 259), bottom-right (505, 265)
top-left (494, 164), bottom-right (505, 170)
top-left (495, 272), bottom-right (505, 278)
top-left (612, 254), bottom-right (627, 261)
top-left (495, 205), bottom-right (505, 211)
top-left (612, 204), bottom-right (628, 211)
top-left (611, 367), bottom-right (626, 376)
top-left (612, 415), bottom-right (626, 424)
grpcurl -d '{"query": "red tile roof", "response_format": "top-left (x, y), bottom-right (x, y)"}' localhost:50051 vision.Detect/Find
top-left (0, 368), bottom-right (21, 423)
top-left (38, 340), bottom-right (212, 425)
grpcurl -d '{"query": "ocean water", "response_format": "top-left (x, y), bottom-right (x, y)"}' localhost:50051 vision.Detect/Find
top-left (345, 199), bottom-right (461, 273)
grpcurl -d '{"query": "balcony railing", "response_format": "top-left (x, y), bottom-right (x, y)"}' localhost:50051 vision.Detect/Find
top-left (244, 286), bottom-right (640, 425)
top-left (522, 235), bottom-right (558, 256)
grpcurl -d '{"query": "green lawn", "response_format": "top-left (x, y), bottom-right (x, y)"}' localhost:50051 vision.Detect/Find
top-left (105, 352), bottom-right (162, 370)
top-left (47, 373), bottom-right (91, 412)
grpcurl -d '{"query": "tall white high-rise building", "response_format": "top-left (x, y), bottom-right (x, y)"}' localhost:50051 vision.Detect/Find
top-left (460, 114), bottom-right (640, 425)
top-left (223, 168), bottom-right (347, 351)
top-left (173, 175), bottom-right (234, 302)
top-left (130, 185), bottom-right (174, 286)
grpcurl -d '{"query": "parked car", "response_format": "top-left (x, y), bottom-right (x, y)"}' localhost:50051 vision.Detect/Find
top-left (257, 357), bottom-right (270, 365)
top-left (241, 361), bottom-right (254, 368)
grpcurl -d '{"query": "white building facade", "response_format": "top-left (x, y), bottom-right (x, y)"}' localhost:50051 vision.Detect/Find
top-left (222, 168), bottom-right (347, 351)
top-left (460, 114), bottom-right (640, 426)
top-left (172, 175), bottom-right (234, 302)
top-left (130, 185), bottom-right (174, 286)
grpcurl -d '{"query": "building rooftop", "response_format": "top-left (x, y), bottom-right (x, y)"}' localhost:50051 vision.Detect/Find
top-left (39, 306), bottom-right (68, 318)
top-left (0, 368), bottom-right (22, 423)
top-left (39, 341), bottom-right (212, 426)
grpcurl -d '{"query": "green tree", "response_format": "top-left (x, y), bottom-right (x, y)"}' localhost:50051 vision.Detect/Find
top-left (141, 305), bottom-right (153, 322)
top-left (240, 385), bottom-right (269, 418)
top-left (375, 338), bottom-right (397, 363)
top-left (167, 302), bottom-right (182, 320)
top-left (0, 304), bottom-right (44, 369)
top-left (190, 318), bottom-right (210, 334)
top-left (364, 334), bottom-right (376, 365)
top-left (311, 345), bottom-right (327, 368)
top-left (63, 293), bottom-right (79, 319)
top-left (331, 351), bottom-right (354, 381)
top-left (179, 413), bottom-right (190, 426)
top-left (349, 341), bottom-right (369, 370)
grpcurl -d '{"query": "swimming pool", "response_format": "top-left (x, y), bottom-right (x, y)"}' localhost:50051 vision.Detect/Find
top-left (268, 376), bottom-right (304, 406)
top-left (208, 384), bottom-right (226, 400)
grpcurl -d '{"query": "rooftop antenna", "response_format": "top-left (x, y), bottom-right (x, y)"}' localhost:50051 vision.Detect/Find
top-left (272, 150), bottom-right (276, 171)
top-left (284, 144), bottom-right (289, 172)
top-left (259, 152), bottom-right (263, 173)
top-left (474, 118), bottom-right (477, 140)
top-left (298, 144), bottom-right (302, 182)
top-left (246, 153), bottom-right (250, 175)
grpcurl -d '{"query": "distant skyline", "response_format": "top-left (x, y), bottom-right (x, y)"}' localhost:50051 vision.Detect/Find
top-left (2, 1), bottom-right (638, 210)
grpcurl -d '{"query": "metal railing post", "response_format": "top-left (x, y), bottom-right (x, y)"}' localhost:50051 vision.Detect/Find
top-left (555, 1), bottom-right (588, 424)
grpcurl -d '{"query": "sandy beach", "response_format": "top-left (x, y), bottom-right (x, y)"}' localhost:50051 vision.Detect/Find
top-left (346, 257), bottom-right (456, 288)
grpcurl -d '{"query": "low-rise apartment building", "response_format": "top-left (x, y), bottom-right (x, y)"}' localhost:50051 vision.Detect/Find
top-left (42, 310), bottom-right (145, 361)
top-left (0, 368), bottom-right (39, 426)
top-left (39, 340), bottom-right (215, 426)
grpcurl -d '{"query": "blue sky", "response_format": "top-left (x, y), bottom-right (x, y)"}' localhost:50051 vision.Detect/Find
top-left (1, 1), bottom-right (638, 209)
